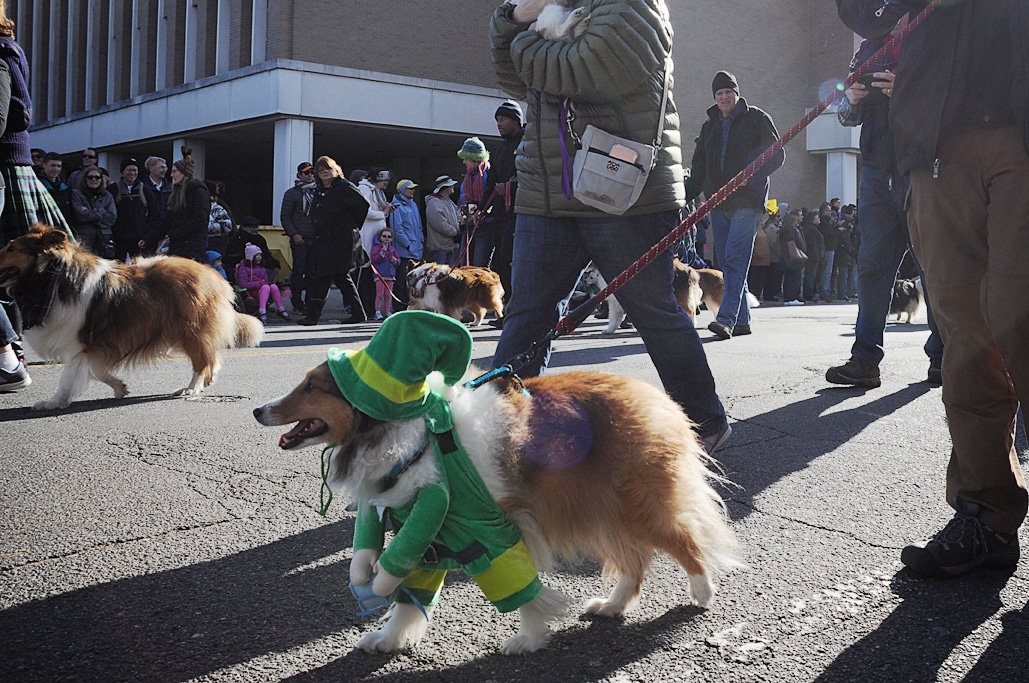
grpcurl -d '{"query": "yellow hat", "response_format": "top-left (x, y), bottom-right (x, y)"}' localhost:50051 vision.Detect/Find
top-left (766, 198), bottom-right (779, 215)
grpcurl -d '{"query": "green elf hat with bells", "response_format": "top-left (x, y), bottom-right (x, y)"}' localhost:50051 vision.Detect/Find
top-left (327, 310), bottom-right (473, 422)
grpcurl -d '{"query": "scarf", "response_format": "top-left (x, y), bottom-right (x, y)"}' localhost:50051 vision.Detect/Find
top-left (299, 180), bottom-right (317, 216)
top-left (461, 162), bottom-right (488, 205)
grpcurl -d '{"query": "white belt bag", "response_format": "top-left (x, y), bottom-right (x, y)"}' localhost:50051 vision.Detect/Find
top-left (569, 60), bottom-right (670, 216)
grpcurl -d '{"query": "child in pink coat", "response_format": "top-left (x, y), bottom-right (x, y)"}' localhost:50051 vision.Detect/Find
top-left (370, 228), bottom-right (401, 320)
top-left (236, 243), bottom-right (289, 323)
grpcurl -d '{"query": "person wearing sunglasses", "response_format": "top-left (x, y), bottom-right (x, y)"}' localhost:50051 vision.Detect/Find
top-left (70, 166), bottom-right (117, 257)
top-left (68, 147), bottom-right (106, 190)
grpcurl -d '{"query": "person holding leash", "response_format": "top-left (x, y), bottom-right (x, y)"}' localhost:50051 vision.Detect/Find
top-left (489, 0), bottom-right (731, 453)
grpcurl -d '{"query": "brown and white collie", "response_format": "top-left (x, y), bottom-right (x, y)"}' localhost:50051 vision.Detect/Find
top-left (583, 259), bottom-right (728, 334)
top-left (406, 261), bottom-right (504, 326)
top-left (0, 225), bottom-right (264, 410)
top-left (254, 363), bottom-right (740, 654)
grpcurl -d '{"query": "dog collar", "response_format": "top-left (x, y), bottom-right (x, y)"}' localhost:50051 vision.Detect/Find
top-left (383, 434), bottom-right (432, 490)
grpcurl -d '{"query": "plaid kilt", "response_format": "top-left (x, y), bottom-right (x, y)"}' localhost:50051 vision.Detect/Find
top-left (2, 165), bottom-right (74, 243)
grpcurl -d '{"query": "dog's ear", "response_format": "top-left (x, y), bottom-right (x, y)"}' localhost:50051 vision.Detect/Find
top-left (39, 226), bottom-right (69, 251)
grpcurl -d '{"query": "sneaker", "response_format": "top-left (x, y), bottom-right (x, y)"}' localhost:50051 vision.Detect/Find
top-left (927, 357), bottom-right (942, 385)
top-left (701, 422), bottom-right (732, 455)
top-left (0, 363), bottom-right (32, 393)
top-left (826, 357), bottom-right (881, 388)
top-left (708, 320), bottom-right (732, 340)
top-left (784, 299), bottom-right (805, 306)
top-left (732, 324), bottom-right (752, 336)
top-left (374, 311), bottom-right (384, 321)
top-left (901, 512), bottom-right (1020, 577)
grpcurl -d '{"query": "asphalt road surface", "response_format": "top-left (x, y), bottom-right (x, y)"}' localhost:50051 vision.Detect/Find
top-left (2, 297), bottom-right (1027, 682)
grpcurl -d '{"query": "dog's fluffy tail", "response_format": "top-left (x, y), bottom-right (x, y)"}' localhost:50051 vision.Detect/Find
top-left (233, 313), bottom-right (264, 348)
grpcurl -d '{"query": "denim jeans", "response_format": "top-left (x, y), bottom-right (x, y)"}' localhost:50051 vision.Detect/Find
top-left (709, 207), bottom-right (762, 327)
top-left (817, 250), bottom-right (835, 299)
top-left (492, 210), bottom-right (726, 436)
top-left (853, 166), bottom-right (943, 365)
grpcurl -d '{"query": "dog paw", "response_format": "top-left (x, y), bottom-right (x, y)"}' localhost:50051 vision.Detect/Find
top-left (356, 629), bottom-right (404, 653)
top-left (689, 573), bottom-right (716, 608)
top-left (500, 632), bottom-right (548, 655)
top-left (113, 383), bottom-right (129, 399)
top-left (33, 397), bottom-right (69, 411)
top-left (583, 597), bottom-right (628, 618)
top-left (174, 387), bottom-right (200, 396)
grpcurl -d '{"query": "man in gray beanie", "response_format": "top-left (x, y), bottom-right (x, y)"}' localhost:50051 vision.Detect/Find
top-left (685, 70), bottom-right (785, 341)
top-left (483, 99), bottom-right (525, 326)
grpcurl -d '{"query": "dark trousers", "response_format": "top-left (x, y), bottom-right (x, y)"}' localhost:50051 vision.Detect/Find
top-left (289, 241), bottom-right (309, 303)
top-left (908, 124), bottom-right (1029, 533)
top-left (306, 272), bottom-right (365, 322)
top-left (392, 258), bottom-right (414, 312)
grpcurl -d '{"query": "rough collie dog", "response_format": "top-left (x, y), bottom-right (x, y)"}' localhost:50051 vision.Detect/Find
top-left (406, 261), bottom-right (504, 326)
top-left (254, 364), bottom-right (740, 654)
top-left (536, 1), bottom-right (589, 41)
top-left (583, 259), bottom-right (729, 333)
top-left (0, 225), bottom-right (264, 410)
top-left (889, 277), bottom-right (923, 323)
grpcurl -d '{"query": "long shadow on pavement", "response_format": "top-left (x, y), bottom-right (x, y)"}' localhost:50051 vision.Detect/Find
top-left (0, 521), bottom-right (355, 683)
top-left (814, 570), bottom-right (1017, 682)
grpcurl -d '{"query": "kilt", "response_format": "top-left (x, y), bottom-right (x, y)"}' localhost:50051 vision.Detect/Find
top-left (1, 165), bottom-right (74, 243)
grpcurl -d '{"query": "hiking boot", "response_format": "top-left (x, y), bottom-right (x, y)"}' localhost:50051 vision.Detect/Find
top-left (927, 357), bottom-right (942, 385)
top-left (901, 512), bottom-right (1020, 578)
top-left (0, 363), bottom-right (32, 393)
top-left (826, 357), bottom-right (881, 388)
top-left (732, 324), bottom-right (752, 336)
top-left (701, 422), bottom-right (732, 455)
top-left (708, 320), bottom-right (732, 340)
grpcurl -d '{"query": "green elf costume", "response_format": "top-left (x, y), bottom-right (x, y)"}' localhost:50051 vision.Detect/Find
top-left (330, 310), bottom-right (542, 613)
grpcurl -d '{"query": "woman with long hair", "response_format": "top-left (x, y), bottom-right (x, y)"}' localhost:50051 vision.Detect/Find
top-left (297, 155), bottom-right (370, 326)
top-left (140, 147), bottom-right (209, 261)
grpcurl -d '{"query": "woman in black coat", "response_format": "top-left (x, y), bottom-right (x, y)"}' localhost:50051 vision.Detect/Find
top-left (297, 155), bottom-right (370, 326)
top-left (140, 148), bottom-right (209, 262)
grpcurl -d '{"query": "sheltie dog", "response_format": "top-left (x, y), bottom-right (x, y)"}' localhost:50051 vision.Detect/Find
top-left (254, 364), bottom-right (740, 654)
top-left (406, 261), bottom-right (504, 326)
top-left (583, 259), bottom-right (728, 334)
top-left (0, 225), bottom-right (264, 410)
top-left (889, 278), bottom-right (923, 323)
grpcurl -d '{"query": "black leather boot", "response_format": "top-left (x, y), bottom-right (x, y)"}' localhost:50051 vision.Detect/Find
top-left (297, 298), bottom-right (324, 326)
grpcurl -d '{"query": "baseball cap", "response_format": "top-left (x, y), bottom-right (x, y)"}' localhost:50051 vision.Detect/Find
top-left (297, 162), bottom-right (314, 174)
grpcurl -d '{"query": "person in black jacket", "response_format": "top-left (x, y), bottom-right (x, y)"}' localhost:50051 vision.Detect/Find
top-left (297, 155), bottom-right (370, 326)
top-left (838, 0), bottom-right (1029, 578)
top-left (110, 158), bottom-right (156, 261)
top-left (140, 147), bottom-right (209, 262)
top-left (685, 71), bottom-right (785, 340)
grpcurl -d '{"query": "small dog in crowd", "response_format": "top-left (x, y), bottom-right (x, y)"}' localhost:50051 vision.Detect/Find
top-left (889, 277), bottom-right (923, 323)
top-left (673, 259), bottom-right (729, 321)
top-left (535, 1), bottom-right (589, 41)
top-left (0, 225), bottom-right (263, 410)
top-left (254, 311), bottom-right (739, 655)
top-left (406, 261), bottom-right (505, 326)
top-left (583, 259), bottom-right (731, 334)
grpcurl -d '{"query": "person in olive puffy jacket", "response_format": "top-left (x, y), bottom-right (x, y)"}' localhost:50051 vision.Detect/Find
top-left (489, 0), bottom-right (730, 454)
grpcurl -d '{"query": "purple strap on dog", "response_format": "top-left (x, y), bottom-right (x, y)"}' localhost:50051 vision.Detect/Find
top-left (559, 98), bottom-right (574, 200)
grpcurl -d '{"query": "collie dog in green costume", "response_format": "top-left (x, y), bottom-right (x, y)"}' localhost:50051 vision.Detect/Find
top-left (255, 310), bottom-right (739, 654)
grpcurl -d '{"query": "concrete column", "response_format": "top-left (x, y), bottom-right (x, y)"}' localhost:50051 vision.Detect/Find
top-left (47, 0), bottom-right (59, 120)
top-left (272, 119), bottom-right (314, 226)
top-left (824, 151), bottom-right (859, 206)
top-left (129, 0), bottom-right (141, 98)
top-left (216, 0), bottom-right (231, 74)
top-left (184, 0), bottom-right (197, 82)
top-left (174, 138), bottom-right (206, 182)
top-left (251, 0), bottom-right (267, 64)
top-left (155, 0), bottom-right (167, 90)
top-left (85, 0), bottom-right (99, 109)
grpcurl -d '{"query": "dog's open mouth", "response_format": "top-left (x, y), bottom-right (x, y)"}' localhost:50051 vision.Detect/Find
top-left (0, 266), bottom-right (21, 286)
top-left (278, 419), bottom-right (328, 449)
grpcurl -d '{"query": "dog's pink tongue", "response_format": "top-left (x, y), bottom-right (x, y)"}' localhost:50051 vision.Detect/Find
top-left (279, 421), bottom-right (310, 447)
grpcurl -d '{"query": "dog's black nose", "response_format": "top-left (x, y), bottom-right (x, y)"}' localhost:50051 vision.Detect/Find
top-left (252, 407), bottom-right (262, 418)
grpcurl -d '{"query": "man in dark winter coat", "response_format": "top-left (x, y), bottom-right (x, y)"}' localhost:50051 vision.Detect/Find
top-left (485, 99), bottom-right (524, 327)
top-left (685, 70), bottom-right (785, 340)
top-left (280, 161), bottom-right (316, 314)
top-left (837, 0), bottom-right (1029, 579)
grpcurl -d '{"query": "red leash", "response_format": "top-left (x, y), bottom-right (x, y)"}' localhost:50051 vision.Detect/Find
top-left (502, 0), bottom-right (942, 374)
